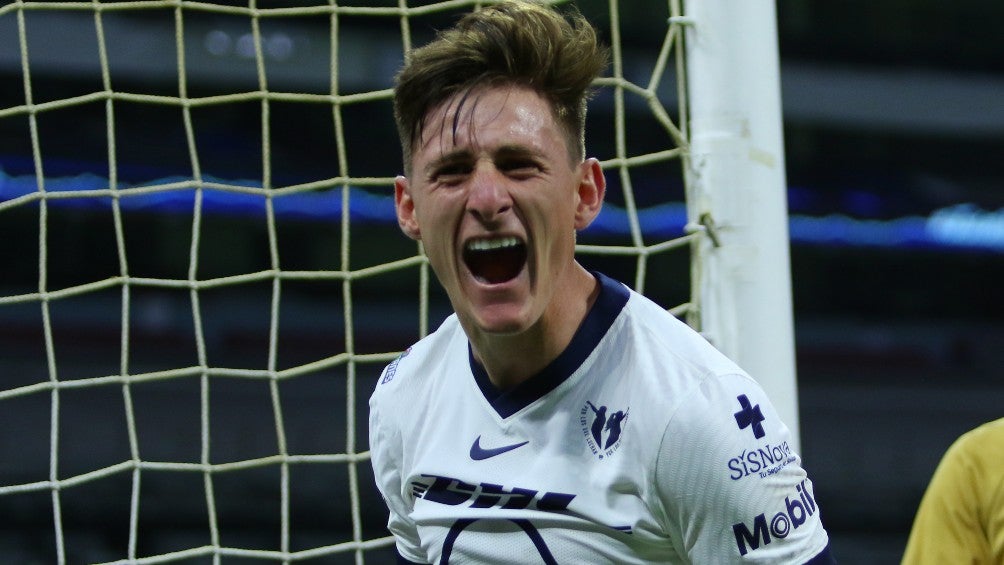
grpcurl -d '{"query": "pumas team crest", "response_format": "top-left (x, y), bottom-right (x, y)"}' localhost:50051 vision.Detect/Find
top-left (580, 400), bottom-right (629, 459)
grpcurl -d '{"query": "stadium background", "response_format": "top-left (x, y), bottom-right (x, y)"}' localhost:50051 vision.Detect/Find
top-left (1, 0), bottom-right (1002, 562)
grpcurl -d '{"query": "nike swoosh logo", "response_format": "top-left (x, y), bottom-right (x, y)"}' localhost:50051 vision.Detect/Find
top-left (469, 436), bottom-right (529, 460)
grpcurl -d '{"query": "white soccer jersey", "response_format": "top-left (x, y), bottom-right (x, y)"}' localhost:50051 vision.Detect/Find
top-left (369, 273), bottom-right (833, 564)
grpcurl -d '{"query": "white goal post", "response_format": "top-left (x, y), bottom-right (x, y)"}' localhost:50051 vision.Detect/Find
top-left (683, 0), bottom-right (801, 448)
top-left (0, 0), bottom-right (799, 562)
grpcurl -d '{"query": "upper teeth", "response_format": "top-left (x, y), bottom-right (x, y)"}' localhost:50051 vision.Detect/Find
top-left (466, 237), bottom-right (520, 251)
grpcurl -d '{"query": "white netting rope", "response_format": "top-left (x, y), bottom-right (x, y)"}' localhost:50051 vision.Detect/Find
top-left (0, 1), bottom-right (696, 563)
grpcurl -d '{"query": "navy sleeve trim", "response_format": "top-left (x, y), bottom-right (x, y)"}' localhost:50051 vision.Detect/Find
top-left (396, 549), bottom-right (427, 565)
top-left (802, 543), bottom-right (836, 564)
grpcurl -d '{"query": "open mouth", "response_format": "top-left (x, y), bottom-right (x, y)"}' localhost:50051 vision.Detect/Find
top-left (463, 236), bottom-right (528, 284)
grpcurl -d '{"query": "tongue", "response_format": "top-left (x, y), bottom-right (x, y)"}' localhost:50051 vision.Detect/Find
top-left (465, 246), bottom-right (526, 284)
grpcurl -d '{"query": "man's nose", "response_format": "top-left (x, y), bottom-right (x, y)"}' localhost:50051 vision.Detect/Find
top-left (467, 164), bottom-right (512, 224)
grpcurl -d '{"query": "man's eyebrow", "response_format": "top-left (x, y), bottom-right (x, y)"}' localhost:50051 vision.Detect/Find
top-left (493, 144), bottom-right (545, 160)
top-left (422, 144), bottom-right (545, 176)
top-left (423, 150), bottom-right (473, 176)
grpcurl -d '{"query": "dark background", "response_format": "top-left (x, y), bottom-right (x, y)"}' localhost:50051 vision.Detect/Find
top-left (1, 1), bottom-right (1002, 562)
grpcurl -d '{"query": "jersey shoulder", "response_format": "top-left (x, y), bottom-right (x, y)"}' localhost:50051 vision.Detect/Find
top-left (370, 314), bottom-right (465, 403)
top-left (953, 416), bottom-right (1004, 464)
top-left (936, 416), bottom-right (1004, 509)
top-left (637, 289), bottom-right (739, 363)
top-left (618, 288), bottom-right (751, 390)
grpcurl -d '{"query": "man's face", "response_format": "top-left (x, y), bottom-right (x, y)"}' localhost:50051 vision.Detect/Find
top-left (395, 85), bottom-right (604, 338)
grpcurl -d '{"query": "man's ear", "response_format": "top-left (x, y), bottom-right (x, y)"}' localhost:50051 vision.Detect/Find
top-left (394, 175), bottom-right (422, 240)
top-left (574, 158), bottom-right (605, 230)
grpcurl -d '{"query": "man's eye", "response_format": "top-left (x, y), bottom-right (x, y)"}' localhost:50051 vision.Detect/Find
top-left (432, 165), bottom-right (470, 183)
top-left (499, 160), bottom-right (540, 175)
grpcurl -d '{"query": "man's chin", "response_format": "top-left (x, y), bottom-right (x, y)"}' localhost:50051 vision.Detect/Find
top-left (472, 314), bottom-right (531, 337)
top-left (451, 271), bottom-right (538, 334)
top-left (460, 303), bottom-right (535, 338)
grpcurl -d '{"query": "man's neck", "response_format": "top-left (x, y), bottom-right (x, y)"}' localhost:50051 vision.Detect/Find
top-left (468, 267), bottom-right (600, 391)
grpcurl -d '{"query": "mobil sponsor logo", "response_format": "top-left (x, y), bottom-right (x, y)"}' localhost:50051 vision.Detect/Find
top-left (732, 480), bottom-right (818, 556)
top-left (727, 440), bottom-right (795, 481)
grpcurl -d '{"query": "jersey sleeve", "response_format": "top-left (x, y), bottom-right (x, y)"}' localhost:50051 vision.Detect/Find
top-left (652, 372), bottom-right (831, 563)
top-left (369, 364), bottom-right (429, 564)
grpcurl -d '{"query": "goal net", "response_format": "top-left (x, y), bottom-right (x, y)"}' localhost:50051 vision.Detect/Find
top-left (0, 0), bottom-right (793, 562)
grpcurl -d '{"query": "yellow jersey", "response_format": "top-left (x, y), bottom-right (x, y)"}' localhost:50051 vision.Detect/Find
top-left (902, 417), bottom-right (1004, 564)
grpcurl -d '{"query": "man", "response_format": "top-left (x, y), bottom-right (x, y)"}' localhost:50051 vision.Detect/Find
top-left (369, 1), bottom-right (834, 562)
top-left (901, 417), bottom-right (1004, 564)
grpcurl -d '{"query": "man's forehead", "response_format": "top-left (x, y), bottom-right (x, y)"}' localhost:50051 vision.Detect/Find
top-left (415, 86), bottom-right (557, 155)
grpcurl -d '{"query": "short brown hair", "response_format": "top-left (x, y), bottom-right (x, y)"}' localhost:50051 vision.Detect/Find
top-left (393, 0), bottom-right (609, 172)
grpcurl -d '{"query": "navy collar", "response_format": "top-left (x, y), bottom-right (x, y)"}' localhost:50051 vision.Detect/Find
top-left (469, 272), bottom-right (630, 418)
